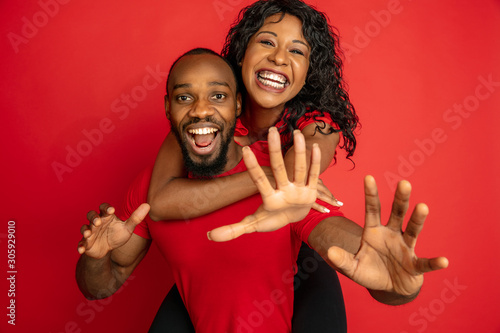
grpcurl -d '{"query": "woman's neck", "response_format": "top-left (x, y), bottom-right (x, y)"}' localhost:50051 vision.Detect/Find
top-left (241, 98), bottom-right (284, 143)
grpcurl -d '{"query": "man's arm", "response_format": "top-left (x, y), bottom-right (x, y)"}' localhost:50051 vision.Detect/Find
top-left (208, 127), bottom-right (448, 305)
top-left (308, 216), bottom-right (362, 256)
top-left (308, 176), bottom-right (449, 305)
top-left (76, 203), bottom-right (151, 299)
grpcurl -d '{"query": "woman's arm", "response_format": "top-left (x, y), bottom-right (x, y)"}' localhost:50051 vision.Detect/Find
top-left (147, 132), bottom-right (263, 221)
top-left (284, 122), bottom-right (339, 177)
top-left (149, 122), bottom-right (339, 221)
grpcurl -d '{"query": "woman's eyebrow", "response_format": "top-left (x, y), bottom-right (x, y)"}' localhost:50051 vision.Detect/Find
top-left (292, 39), bottom-right (309, 50)
top-left (256, 31), bottom-right (309, 50)
top-left (256, 30), bottom-right (277, 37)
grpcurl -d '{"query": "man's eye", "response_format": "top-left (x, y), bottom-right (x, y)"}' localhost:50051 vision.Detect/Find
top-left (177, 95), bottom-right (191, 102)
top-left (212, 94), bottom-right (226, 100)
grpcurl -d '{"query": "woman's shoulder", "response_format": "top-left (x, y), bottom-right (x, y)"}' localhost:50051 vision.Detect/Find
top-left (282, 108), bottom-right (339, 131)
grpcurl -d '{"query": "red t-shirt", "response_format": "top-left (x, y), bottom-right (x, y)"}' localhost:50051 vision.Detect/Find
top-left (121, 147), bottom-right (343, 333)
top-left (121, 110), bottom-right (343, 332)
top-left (234, 110), bottom-right (339, 142)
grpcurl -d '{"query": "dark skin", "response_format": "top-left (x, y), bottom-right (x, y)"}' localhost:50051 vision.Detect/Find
top-left (75, 125), bottom-right (449, 305)
top-left (144, 15), bottom-right (449, 306)
top-left (147, 14), bottom-right (340, 222)
top-left (208, 127), bottom-right (449, 304)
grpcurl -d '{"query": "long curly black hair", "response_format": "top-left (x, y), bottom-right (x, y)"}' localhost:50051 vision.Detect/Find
top-left (221, 0), bottom-right (358, 160)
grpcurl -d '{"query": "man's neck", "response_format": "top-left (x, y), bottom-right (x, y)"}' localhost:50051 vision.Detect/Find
top-left (221, 141), bottom-right (243, 174)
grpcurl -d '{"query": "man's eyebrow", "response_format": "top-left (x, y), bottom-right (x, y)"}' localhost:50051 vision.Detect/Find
top-left (172, 81), bottom-right (230, 91)
top-left (208, 81), bottom-right (230, 88)
top-left (172, 83), bottom-right (191, 91)
top-left (256, 31), bottom-right (309, 50)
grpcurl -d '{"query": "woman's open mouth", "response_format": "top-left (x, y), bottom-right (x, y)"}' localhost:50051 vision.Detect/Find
top-left (256, 70), bottom-right (289, 90)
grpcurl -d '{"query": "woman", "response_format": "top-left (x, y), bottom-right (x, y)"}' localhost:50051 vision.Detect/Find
top-left (147, 0), bottom-right (358, 332)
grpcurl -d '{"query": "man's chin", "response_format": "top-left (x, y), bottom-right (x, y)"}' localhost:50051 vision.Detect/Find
top-left (186, 161), bottom-right (225, 178)
top-left (183, 152), bottom-right (227, 178)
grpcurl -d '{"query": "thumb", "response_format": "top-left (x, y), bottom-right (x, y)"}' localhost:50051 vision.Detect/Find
top-left (125, 203), bottom-right (150, 231)
top-left (327, 246), bottom-right (356, 276)
top-left (208, 215), bottom-right (259, 242)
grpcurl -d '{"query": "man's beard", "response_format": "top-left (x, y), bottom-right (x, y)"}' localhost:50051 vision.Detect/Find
top-left (171, 117), bottom-right (236, 178)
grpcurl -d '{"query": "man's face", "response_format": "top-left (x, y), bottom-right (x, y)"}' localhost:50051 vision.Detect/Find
top-left (166, 53), bottom-right (241, 177)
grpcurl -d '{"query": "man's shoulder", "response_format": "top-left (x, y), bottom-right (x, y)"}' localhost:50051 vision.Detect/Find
top-left (126, 166), bottom-right (154, 201)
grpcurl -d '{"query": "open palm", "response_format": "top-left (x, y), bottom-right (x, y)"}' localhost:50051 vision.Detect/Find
top-left (327, 176), bottom-right (449, 297)
top-left (208, 127), bottom-right (320, 242)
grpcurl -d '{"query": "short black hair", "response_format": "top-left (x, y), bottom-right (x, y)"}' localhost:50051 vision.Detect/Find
top-left (165, 48), bottom-right (239, 96)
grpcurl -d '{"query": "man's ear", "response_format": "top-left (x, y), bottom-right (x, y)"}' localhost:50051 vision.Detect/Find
top-left (236, 92), bottom-right (242, 118)
top-left (164, 95), bottom-right (170, 120)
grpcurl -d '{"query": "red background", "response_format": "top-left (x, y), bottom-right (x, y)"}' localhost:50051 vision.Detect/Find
top-left (1, 0), bottom-right (499, 332)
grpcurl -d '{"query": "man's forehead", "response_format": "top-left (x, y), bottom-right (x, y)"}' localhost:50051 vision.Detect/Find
top-left (168, 54), bottom-right (236, 92)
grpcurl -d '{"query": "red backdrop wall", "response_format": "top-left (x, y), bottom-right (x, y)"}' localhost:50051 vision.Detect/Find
top-left (1, 0), bottom-right (499, 332)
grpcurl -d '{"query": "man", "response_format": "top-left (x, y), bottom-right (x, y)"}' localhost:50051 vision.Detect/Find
top-left (76, 48), bottom-right (448, 332)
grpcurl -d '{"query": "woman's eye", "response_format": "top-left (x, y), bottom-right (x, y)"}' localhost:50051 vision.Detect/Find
top-left (291, 49), bottom-right (305, 56)
top-left (260, 40), bottom-right (274, 47)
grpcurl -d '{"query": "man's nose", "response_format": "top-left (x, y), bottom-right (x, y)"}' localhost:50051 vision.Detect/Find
top-left (188, 99), bottom-right (215, 119)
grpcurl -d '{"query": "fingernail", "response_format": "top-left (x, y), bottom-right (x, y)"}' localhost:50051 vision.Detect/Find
top-left (207, 231), bottom-right (212, 241)
top-left (336, 200), bottom-right (344, 206)
top-left (323, 208), bottom-right (330, 213)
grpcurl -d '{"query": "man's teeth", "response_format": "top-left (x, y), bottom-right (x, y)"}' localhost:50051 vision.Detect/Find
top-left (188, 128), bottom-right (218, 135)
top-left (258, 71), bottom-right (287, 89)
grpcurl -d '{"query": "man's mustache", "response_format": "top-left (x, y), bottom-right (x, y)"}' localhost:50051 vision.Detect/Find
top-left (182, 117), bottom-right (224, 131)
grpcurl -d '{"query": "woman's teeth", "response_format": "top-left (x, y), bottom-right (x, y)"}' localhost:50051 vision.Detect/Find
top-left (257, 71), bottom-right (287, 89)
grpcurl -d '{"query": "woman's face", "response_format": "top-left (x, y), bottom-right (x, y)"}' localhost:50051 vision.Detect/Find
top-left (241, 13), bottom-right (310, 111)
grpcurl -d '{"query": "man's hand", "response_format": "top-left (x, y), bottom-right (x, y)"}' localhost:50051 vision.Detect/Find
top-left (328, 176), bottom-right (449, 299)
top-left (77, 203), bottom-right (150, 259)
top-left (208, 127), bottom-right (320, 242)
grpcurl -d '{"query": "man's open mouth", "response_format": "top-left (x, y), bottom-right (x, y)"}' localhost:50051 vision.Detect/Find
top-left (187, 127), bottom-right (219, 152)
